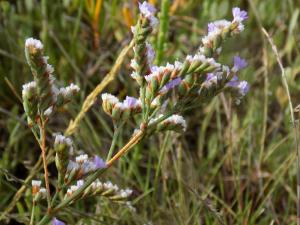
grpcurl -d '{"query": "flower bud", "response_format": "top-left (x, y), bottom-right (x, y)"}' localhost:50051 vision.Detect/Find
top-left (154, 114), bottom-right (187, 133)
top-left (22, 81), bottom-right (38, 123)
top-left (25, 38), bottom-right (56, 114)
top-left (101, 93), bottom-right (120, 115)
top-left (54, 134), bottom-right (73, 182)
top-left (55, 83), bottom-right (80, 107)
top-left (32, 180), bottom-right (41, 196)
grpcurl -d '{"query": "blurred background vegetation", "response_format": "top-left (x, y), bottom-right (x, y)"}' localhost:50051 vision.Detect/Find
top-left (0, 0), bottom-right (300, 224)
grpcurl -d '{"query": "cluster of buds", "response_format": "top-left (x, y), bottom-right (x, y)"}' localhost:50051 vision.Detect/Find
top-left (65, 154), bottom-right (106, 183)
top-left (199, 7), bottom-right (248, 57)
top-left (149, 114), bottom-right (187, 133)
top-left (65, 179), bottom-right (133, 203)
top-left (31, 180), bottom-right (47, 202)
top-left (130, 2), bottom-right (158, 85)
top-left (53, 134), bottom-right (74, 185)
top-left (101, 94), bottom-right (141, 121)
top-left (101, 2), bottom-right (250, 136)
top-left (23, 38), bottom-right (80, 123)
top-left (199, 56), bottom-right (249, 103)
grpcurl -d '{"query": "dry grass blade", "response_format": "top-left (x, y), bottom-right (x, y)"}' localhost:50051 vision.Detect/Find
top-left (65, 40), bottom-right (134, 136)
top-left (262, 27), bottom-right (300, 225)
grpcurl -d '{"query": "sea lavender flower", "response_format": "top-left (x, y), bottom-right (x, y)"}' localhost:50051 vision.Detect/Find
top-left (52, 218), bottom-right (65, 225)
top-left (77, 180), bottom-right (84, 187)
top-left (54, 133), bottom-right (73, 152)
top-left (237, 81), bottom-right (250, 96)
top-left (162, 115), bottom-right (187, 132)
top-left (138, 1), bottom-right (158, 27)
top-left (76, 154), bottom-right (89, 164)
top-left (202, 73), bottom-right (218, 88)
top-left (207, 19), bottom-right (231, 34)
top-left (25, 38), bottom-right (43, 54)
top-left (123, 96), bottom-right (141, 109)
top-left (101, 93), bottom-right (120, 115)
top-left (56, 83), bottom-right (80, 106)
top-left (146, 42), bottom-right (155, 66)
top-left (22, 81), bottom-right (38, 123)
top-left (232, 7), bottom-right (248, 22)
top-left (32, 180), bottom-right (42, 195)
top-left (22, 81), bottom-right (37, 97)
top-left (54, 134), bottom-right (73, 181)
top-left (232, 56), bottom-right (247, 72)
top-left (160, 77), bottom-right (182, 94)
top-left (94, 155), bottom-right (106, 169)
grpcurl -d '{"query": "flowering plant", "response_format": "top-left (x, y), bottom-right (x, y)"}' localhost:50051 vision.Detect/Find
top-left (22, 2), bottom-right (249, 224)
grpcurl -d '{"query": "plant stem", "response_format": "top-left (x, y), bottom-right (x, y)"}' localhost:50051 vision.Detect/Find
top-left (262, 28), bottom-right (300, 225)
top-left (106, 129), bottom-right (145, 167)
top-left (39, 120), bottom-right (51, 209)
top-left (106, 122), bottom-right (123, 161)
top-left (37, 128), bottom-right (146, 225)
top-left (29, 200), bottom-right (36, 225)
top-left (155, 0), bottom-right (170, 65)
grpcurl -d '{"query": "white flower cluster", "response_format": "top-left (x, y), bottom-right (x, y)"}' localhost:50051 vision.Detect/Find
top-left (32, 180), bottom-right (42, 187)
top-left (58, 83), bottom-right (80, 99)
top-left (163, 114), bottom-right (187, 132)
top-left (66, 180), bottom-right (84, 196)
top-left (65, 179), bottom-right (133, 201)
top-left (54, 133), bottom-right (73, 152)
top-left (101, 93), bottom-right (141, 117)
top-left (203, 20), bottom-right (231, 46)
top-left (66, 154), bottom-right (104, 182)
top-left (31, 180), bottom-right (47, 198)
top-left (201, 7), bottom-right (248, 49)
top-left (22, 81), bottom-right (36, 97)
top-left (75, 154), bottom-right (98, 174)
top-left (185, 54), bottom-right (221, 70)
top-left (24, 38), bottom-right (80, 119)
top-left (91, 179), bottom-right (133, 198)
top-left (25, 38), bottom-right (43, 51)
top-left (144, 61), bottom-right (183, 83)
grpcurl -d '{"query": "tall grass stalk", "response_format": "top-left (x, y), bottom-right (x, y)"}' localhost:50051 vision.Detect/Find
top-left (262, 28), bottom-right (300, 225)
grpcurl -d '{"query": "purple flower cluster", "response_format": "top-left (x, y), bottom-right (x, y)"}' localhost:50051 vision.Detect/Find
top-left (138, 2), bottom-right (158, 27)
top-left (52, 218), bottom-right (65, 225)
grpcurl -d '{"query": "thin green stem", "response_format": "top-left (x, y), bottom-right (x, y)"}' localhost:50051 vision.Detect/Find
top-left (106, 122), bottom-right (124, 161)
top-left (155, 0), bottom-right (170, 65)
top-left (154, 131), bottom-right (170, 189)
top-left (262, 28), bottom-right (300, 225)
top-left (37, 128), bottom-right (146, 225)
top-left (29, 200), bottom-right (36, 225)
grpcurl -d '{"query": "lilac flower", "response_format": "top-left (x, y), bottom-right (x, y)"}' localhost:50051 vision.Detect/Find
top-left (238, 81), bottom-right (250, 96)
top-left (207, 20), bottom-right (231, 34)
top-left (232, 7), bottom-right (248, 22)
top-left (226, 75), bottom-right (239, 87)
top-left (139, 1), bottom-right (156, 16)
top-left (226, 77), bottom-right (249, 97)
top-left (138, 1), bottom-right (158, 27)
top-left (160, 78), bottom-right (182, 94)
top-left (77, 180), bottom-right (84, 187)
top-left (206, 73), bottom-right (216, 81)
top-left (52, 218), bottom-right (66, 225)
top-left (123, 96), bottom-right (141, 108)
top-left (94, 155), bottom-right (106, 169)
top-left (233, 56), bottom-right (247, 71)
top-left (203, 73), bottom-right (218, 87)
top-left (146, 42), bottom-right (155, 65)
